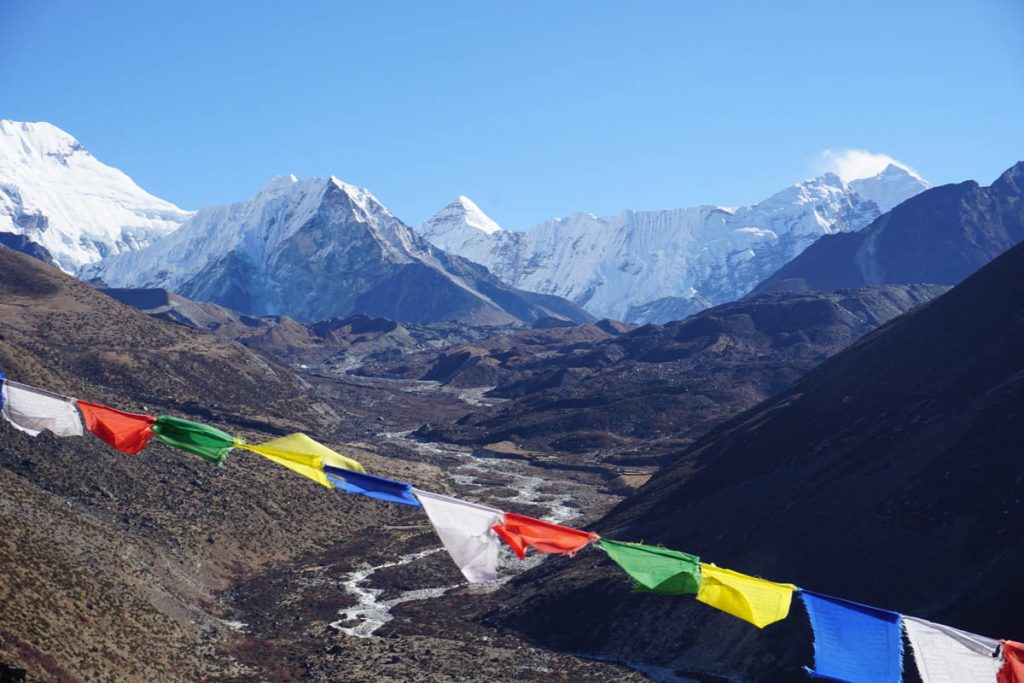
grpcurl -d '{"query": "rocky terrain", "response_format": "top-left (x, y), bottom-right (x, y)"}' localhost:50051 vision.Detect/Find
top-left (410, 284), bottom-right (947, 466)
top-left (100, 287), bottom-right (521, 372)
top-left (489, 239), bottom-right (1024, 681)
top-left (0, 248), bottom-right (637, 682)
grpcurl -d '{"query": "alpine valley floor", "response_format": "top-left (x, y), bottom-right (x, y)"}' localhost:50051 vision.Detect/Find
top-left (1, 244), bottom-right (1014, 682)
top-left (0, 248), bottom-right (645, 682)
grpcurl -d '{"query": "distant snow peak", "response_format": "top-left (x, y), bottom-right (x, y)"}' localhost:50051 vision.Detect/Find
top-left (0, 119), bottom-right (190, 273)
top-left (456, 196), bottom-right (503, 234)
top-left (422, 196), bottom-right (503, 237)
top-left (818, 148), bottom-right (925, 184)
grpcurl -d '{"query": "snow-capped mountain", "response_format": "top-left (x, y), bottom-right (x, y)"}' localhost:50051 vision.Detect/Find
top-left (83, 175), bottom-right (592, 325)
top-left (0, 120), bottom-right (190, 272)
top-left (416, 165), bottom-right (930, 323)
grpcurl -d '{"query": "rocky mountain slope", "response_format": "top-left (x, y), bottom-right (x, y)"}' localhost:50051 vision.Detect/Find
top-left (100, 287), bottom-right (523, 370)
top-left (753, 161), bottom-right (1024, 294)
top-left (410, 284), bottom-right (946, 465)
top-left (84, 175), bottom-right (592, 326)
top-left (492, 239), bottom-right (1024, 681)
top-left (0, 248), bottom-right (636, 681)
top-left (417, 165), bottom-right (929, 322)
top-left (0, 120), bottom-right (190, 272)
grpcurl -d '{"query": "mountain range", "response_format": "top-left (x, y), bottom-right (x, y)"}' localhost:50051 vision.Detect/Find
top-left (2, 116), bottom-right (1024, 682)
top-left (0, 120), bottom-right (190, 272)
top-left (2, 120), bottom-right (937, 328)
top-left (83, 175), bottom-right (593, 325)
top-left (416, 166), bottom-right (930, 322)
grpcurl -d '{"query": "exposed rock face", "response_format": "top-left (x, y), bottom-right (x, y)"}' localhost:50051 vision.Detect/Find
top-left (84, 176), bottom-right (593, 326)
top-left (412, 284), bottom-right (947, 464)
top-left (492, 240), bottom-right (1024, 681)
top-left (0, 232), bottom-right (55, 265)
top-left (417, 166), bottom-right (929, 322)
top-left (753, 161), bottom-right (1024, 294)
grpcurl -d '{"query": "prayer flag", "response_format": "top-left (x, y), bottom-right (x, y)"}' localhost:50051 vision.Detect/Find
top-left (1000, 641), bottom-right (1024, 683)
top-left (696, 564), bottom-right (796, 628)
top-left (240, 433), bottom-right (365, 487)
top-left (77, 400), bottom-right (155, 455)
top-left (1, 379), bottom-right (83, 437)
top-left (904, 616), bottom-right (1001, 683)
top-left (413, 489), bottom-right (504, 583)
top-left (800, 590), bottom-right (902, 683)
top-left (598, 539), bottom-right (701, 595)
top-left (492, 512), bottom-right (598, 560)
top-left (324, 465), bottom-right (420, 507)
top-left (152, 415), bottom-right (235, 465)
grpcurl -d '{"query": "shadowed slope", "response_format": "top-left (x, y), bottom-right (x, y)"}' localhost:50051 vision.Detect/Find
top-left (494, 240), bottom-right (1024, 681)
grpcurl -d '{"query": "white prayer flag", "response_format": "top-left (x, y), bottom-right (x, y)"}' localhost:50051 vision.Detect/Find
top-left (2, 380), bottom-right (84, 438)
top-left (413, 489), bottom-right (504, 583)
top-left (904, 615), bottom-right (1001, 683)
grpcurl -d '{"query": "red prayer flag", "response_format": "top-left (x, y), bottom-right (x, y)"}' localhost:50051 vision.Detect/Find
top-left (999, 641), bottom-right (1024, 683)
top-left (492, 512), bottom-right (599, 560)
top-left (77, 400), bottom-right (155, 455)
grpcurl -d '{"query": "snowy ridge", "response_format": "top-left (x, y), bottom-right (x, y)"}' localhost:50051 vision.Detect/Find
top-left (0, 120), bottom-right (190, 272)
top-left (416, 166), bottom-right (930, 323)
top-left (84, 174), bottom-right (593, 325)
top-left (84, 175), bottom-right (431, 295)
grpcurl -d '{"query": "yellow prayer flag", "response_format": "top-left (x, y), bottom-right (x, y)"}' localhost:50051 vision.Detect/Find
top-left (240, 433), bottom-right (365, 488)
top-left (695, 563), bottom-right (796, 628)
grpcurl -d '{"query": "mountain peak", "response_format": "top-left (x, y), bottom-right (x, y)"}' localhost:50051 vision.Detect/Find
top-left (452, 196), bottom-right (503, 234)
top-left (259, 174), bottom-right (299, 195)
top-left (0, 119), bottom-right (190, 272)
top-left (417, 195), bottom-right (504, 242)
top-left (848, 162), bottom-right (931, 213)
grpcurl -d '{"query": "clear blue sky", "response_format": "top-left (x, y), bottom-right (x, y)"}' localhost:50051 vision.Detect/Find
top-left (3, 1), bottom-right (1022, 228)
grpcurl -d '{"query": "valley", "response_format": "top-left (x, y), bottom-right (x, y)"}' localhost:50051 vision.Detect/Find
top-left (1, 112), bottom-right (1021, 682)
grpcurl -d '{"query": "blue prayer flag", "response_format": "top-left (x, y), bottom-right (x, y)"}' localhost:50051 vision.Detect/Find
top-left (0, 371), bottom-right (5, 410)
top-left (324, 465), bottom-right (421, 508)
top-left (801, 590), bottom-right (902, 683)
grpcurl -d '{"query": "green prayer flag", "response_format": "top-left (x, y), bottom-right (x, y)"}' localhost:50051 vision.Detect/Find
top-left (152, 415), bottom-right (236, 466)
top-left (598, 539), bottom-right (701, 595)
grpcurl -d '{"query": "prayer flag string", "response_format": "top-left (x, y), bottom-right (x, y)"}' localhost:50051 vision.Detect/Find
top-left (0, 372), bottom-right (1017, 680)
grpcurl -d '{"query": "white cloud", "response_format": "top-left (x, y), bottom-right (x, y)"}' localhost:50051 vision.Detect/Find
top-left (816, 149), bottom-right (921, 182)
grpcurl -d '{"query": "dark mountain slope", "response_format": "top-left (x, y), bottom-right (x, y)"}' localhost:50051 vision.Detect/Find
top-left (0, 234), bottom-right (54, 266)
top-left (99, 287), bottom-right (525, 371)
top-left (417, 284), bottom-right (946, 464)
top-left (753, 161), bottom-right (1024, 294)
top-left (494, 240), bottom-right (1024, 680)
